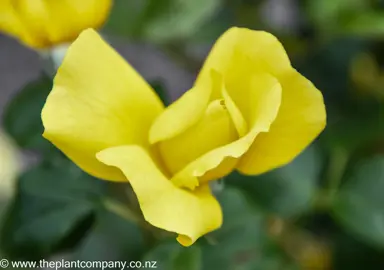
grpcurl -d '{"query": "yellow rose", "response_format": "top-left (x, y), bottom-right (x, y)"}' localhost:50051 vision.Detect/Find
top-left (0, 0), bottom-right (112, 48)
top-left (41, 28), bottom-right (326, 246)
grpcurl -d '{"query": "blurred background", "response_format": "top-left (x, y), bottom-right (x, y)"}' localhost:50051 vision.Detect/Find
top-left (0, 0), bottom-right (384, 269)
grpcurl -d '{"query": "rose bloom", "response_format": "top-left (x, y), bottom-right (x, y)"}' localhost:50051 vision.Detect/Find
top-left (42, 27), bottom-right (326, 246)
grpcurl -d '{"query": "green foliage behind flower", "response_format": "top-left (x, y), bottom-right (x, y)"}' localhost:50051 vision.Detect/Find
top-left (1, 0), bottom-right (384, 269)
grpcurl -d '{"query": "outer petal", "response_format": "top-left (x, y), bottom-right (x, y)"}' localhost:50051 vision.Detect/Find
top-left (195, 27), bottom-right (291, 94)
top-left (159, 99), bottom-right (238, 176)
top-left (96, 145), bottom-right (222, 246)
top-left (0, 0), bottom-right (112, 48)
top-left (237, 70), bottom-right (326, 174)
top-left (42, 29), bottom-right (164, 181)
top-left (171, 74), bottom-right (282, 189)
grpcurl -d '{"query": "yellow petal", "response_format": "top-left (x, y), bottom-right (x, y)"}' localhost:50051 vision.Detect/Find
top-left (149, 85), bottom-right (210, 144)
top-left (96, 145), bottom-right (222, 246)
top-left (195, 27), bottom-right (291, 94)
top-left (171, 74), bottom-right (282, 189)
top-left (149, 70), bottom-right (222, 144)
top-left (42, 29), bottom-right (164, 181)
top-left (221, 80), bottom-right (248, 137)
top-left (159, 99), bottom-right (238, 177)
top-left (237, 70), bottom-right (326, 174)
top-left (0, 1), bottom-right (35, 46)
top-left (0, 0), bottom-right (112, 48)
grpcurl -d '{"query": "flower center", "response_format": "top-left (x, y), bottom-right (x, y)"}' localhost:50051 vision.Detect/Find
top-left (158, 99), bottom-right (238, 176)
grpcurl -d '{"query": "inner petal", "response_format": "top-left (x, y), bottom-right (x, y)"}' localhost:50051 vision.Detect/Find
top-left (159, 99), bottom-right (238, 176)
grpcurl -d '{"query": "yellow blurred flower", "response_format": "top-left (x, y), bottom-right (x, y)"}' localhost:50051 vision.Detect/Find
top-left (41, 27), bottom-right (326, 246)
top-left (350, 53), bottom-right (379, 91)
top-left (0, 131), bottom-right (21, 199)
top-left (350, 52), bottom-right (384, 100)
top-left (0, 0), bottom-right (112, 48)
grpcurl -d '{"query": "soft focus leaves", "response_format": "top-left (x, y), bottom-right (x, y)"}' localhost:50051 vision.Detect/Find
top-left (143, 188), bottom-right (297, 270)
top-left (334, 231), bottom-right (384, 270)
top-left (306, 0), bottom-right (370, 36)
top-left (0, 159), bottom-right (107, 259)
top-left (227, 146), bottom-right (322, 218)
top-left (2, 75), bottom-right (54, 154)
top-left (2, 0), bottom-right (384, 268)
top-left (173, 245), bottom-right (202, 270)
top-left (150, 80), bottom-right (171, 106)
top-left (104, 0), bottom-right (220, 43)
top-left (202, 188), bottom-right (298, 270)
top-left (202, 188), bottom-right (264, 270)
top-left (306, 0), bottom-right (384, 39)
top-left (73, 209), bottom-right (144, 263)
top-left (322, 102), bottom-right (384, 152)
top-left (142, 0), bottom-right (220, 43)
top-left (298, 38), bottom-right (384, 152)
top-left (333, 156), bottom-right (384, 248)
top-left (103, 0), bottom-right (147, 37)
top-left (188, 9), bottom-right (233, 44)
top-left (143, 242), bottom-right (202, 270)
top-left (298, 38), bottom-right (366, 107)
top-left (344, 12), bottom-right (384, 37)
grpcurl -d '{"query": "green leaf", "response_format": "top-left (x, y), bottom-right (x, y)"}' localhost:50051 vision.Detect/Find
top-left (173, 245), bottom-right (202, 270)
top-left (202, 188), bottom-right (263, 270)
top-left (142, 188), bottom-right (294, 270)
top-left (321, 102), bottom-right (384, 152)
top-left (333, 231), bottom-right (384, 270)
top-left (150, 80), bottom-right (171, 106)
top-left (187, 9), bottom-right (233, 44)
top-left (227, 146), bottom-right (322, 218)
top-left (343, 12), bottom-right (384, 37)
top-left (297, 38), bottom-right (367, 107)
top-left (73, 209), bottom-right (144, 264)
top-left (202, 188), bottom-right (298, 270)
top-left (297, 38), bottom-right (384, 152)
top-left (333, 156), bottom-right (384, 248)
top-left (306, 0), bottom-right (369, 35)
top-left (2, 75), bottom-right (54, 153)
top-left (0, 160), bottom-right (107, 259)
top-left (103, 0), bottom-right (148, 37)
top-left (143, 0), bottom-right (221, 43)
top-left (104, 0), bottom-right (220, 43)
top-left (143, 241), bottom-right (202, 270)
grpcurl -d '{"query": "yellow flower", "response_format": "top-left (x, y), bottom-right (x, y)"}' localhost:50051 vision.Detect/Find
top-left (41, 28), bottom-right (326, 246)
top-left (0, 0), bottom-right (112, 48)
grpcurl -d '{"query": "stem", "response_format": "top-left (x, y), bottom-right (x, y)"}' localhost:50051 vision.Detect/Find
top-left (102, 197), bottom-right (160, 248)
top-left (315, 147), bottom-right (350, 210)
top-left (38, 43), bottom-right (70, 77)
top-left (102, 197), bottom-right (142, 224)
top-left (326, 147), bottom-right (349, 200)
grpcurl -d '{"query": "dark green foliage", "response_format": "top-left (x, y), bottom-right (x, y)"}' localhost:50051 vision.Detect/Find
top-left (3, 76), bottom-right (54, 154)
top-left (2, 0), bottom-right (384, 269)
